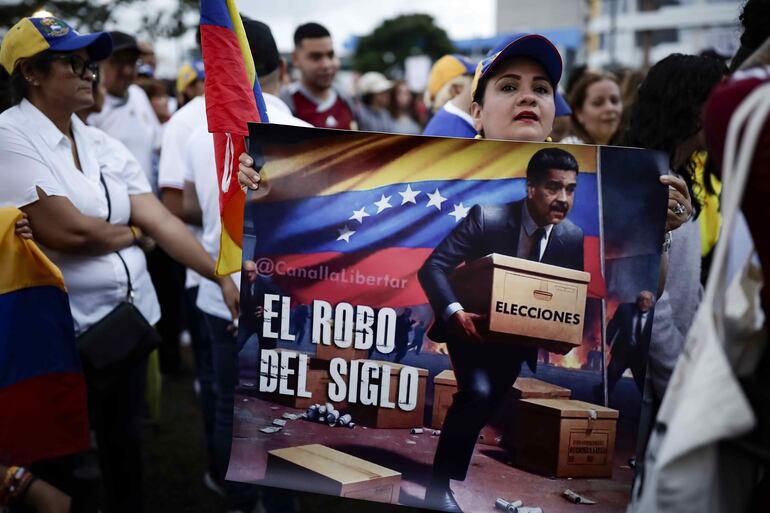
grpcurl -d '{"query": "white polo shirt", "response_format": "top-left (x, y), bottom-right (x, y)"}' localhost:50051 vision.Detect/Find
top-left (183, 92), bottom-right (310, 320)
top-left (0, 99), bottom-right (161, 334)
top-left (88, 84), bottom-right (162, 191)
top-left (158, 95), bottom-right (207, 289)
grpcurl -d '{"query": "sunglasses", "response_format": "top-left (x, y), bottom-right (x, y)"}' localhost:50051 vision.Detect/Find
top-left (42, 54), bottom-right (99, 80)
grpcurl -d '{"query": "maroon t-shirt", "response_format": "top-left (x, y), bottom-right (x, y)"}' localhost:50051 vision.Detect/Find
top-left (290, 89), bottom-right (355, 130)
top-left (704, 66), bottom-right (770, 310)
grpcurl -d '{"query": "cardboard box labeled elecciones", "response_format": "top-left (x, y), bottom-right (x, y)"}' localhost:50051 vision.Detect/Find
top-left (347, 360), bottom-right (428, 429)
top-left (508, 399), bottom-right (618, 478)
top-left (431, 371), bottom-right (572, 446)
top-left (449, 254), bottom-right (590, 354)
top-left (265, 444), bottom-right (401, 503)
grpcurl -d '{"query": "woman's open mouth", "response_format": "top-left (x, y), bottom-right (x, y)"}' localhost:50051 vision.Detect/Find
top-left (514, 111), bottom-right (539, 123)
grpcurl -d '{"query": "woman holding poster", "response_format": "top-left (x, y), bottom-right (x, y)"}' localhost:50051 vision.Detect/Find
top-left (237, 34), bottom-right (693, 513)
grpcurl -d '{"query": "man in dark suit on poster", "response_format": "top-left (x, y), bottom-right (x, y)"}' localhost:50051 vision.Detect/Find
top-left (604, 290), bottom-right (655, 396)
top-left (418, 147), bottom-right (585, 512)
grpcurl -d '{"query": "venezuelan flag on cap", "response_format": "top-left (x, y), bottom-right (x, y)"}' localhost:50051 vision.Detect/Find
top-left (200, 0), bottom-right (270, 275)
top-left (244, 127), bottom-right (606, 309)
top-left (0, 208), bottom-right (89, 465)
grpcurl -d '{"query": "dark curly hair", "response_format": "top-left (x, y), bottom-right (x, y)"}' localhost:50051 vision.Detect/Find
top-left (729, 0), bottom-right (770, 72)
top-left (624, 53), bottom-right (727, 217)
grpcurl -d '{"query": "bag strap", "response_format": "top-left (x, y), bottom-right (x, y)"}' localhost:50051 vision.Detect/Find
top-left (706, 82), bottom-right (770, 333)
top-left (98, 171), bottom-right (134, 303)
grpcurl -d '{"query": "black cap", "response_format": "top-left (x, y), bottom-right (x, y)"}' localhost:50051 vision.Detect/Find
top-left (108, 31), bottom-right (139, 54)
top-left (241, 17), bottom-right (280, 77)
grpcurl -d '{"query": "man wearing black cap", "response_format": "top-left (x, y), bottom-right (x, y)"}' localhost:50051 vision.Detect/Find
top-left (89, 31), bottom-right (161, 190)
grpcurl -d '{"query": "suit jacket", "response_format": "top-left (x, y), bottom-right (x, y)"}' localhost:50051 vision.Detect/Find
top-left (418, 199), bottom-right (585, 369)
top-left (607, 302), bottom-right (654, 361)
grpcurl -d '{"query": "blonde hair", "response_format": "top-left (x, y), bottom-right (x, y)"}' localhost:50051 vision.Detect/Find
top-left (425, 75), bottom-right (473, 113)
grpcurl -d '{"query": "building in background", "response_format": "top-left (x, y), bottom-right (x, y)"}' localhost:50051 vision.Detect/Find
top-left (586, 0), bottom-right (740, 69)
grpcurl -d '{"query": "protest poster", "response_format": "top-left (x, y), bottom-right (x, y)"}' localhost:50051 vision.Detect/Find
top-left (228, 124), bottom-right (668, 512)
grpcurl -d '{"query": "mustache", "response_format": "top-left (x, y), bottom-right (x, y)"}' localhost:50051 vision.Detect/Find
top-left (550, 201), bottom-right (569, 213)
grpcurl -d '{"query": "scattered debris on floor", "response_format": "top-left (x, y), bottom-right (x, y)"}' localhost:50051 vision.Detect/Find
top-left (495, 498), bottom-right (544, 512)
top-left (495, 498), bottom-right (522, 512)
top-left (563, 489), bottom-right (596, 505)
top-left (304, 403), bottom-right (356, 428)
top-left (259, 426), bottom-right (282, 434)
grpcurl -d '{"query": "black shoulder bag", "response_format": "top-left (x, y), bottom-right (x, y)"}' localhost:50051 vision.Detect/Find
top-left (76, 173), bottom-right (161, 389)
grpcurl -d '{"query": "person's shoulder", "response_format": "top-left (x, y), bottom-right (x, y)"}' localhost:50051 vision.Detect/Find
top-left (128, 84), bottom-right (152, 103)
top-left (128, 84), bottom-right (160, 116)
top-left (472, 201), bottom-right (520, 228)
top-left (0, 104), bottom-right (24, 135)
top-left (555, 217), bottom-right (584, 238)
top-left (165, 96), bottom-right (206, 132)
top-left (333, 86), bottom-right (355, 111)
top-left (84, 123), bottom-right (132, 159)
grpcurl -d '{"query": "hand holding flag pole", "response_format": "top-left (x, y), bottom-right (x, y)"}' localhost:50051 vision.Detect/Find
top-left (200, 0), bottom-right (269, 275)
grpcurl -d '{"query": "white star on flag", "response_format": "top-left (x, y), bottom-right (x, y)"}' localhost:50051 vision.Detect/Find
top-left (426, 188), bottom-right (447, 210)
top-left (373, 194), bottom-right (393, 214)
top-left (399, 184), bottom-right (421, 205)
top-left (349, 207), bottom-right (369, 223)
top-left (337, 225), bottom-right (355, 243)
top-left (448, 203), bottom-right (470, 223)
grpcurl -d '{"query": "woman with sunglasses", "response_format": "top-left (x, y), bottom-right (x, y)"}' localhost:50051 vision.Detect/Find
top-left (0, 17), bottom-right (239, 513)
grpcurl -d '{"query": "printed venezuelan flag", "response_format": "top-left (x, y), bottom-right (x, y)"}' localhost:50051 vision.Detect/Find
top-left (200, 0), bottom-right (268, 275)
top-left (0, 208), bottom-right (89, 465)
top-left (243, 126), bottom-right (606, 311)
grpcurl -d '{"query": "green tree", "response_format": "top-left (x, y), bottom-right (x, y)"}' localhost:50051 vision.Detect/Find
top-left (353, 14), bottom-right (455, 75)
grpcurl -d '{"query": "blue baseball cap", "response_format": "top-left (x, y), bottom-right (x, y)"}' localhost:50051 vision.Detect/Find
top-left (470, 33), bottom-right (571, 117)
top-left (0, 17), bottom-right (112, 74)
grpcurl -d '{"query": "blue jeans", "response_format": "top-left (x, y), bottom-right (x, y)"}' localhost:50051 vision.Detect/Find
top-left (203, 312), bottom-right (257, 510)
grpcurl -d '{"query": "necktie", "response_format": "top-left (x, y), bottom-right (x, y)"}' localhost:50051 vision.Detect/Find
top-left (528, 227), bottom-right (546, 262)
top-left (634, 312), bottom-right (644, 344)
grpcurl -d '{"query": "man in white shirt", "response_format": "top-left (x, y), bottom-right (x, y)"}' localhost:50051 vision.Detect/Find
top-left (181, 17), bottom-right (309, 512)
top-left (88, 31), bottom-right (161, 190)
top-left (157, 60), bottom-right (216, 482)
top-left (89, 31), bottom-right (183, 375)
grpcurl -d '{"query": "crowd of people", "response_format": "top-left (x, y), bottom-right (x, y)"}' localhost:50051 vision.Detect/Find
top-left (1, 0), bottom-right (769, 512)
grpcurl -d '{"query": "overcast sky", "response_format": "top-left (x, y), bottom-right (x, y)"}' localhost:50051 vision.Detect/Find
top-left (236, 0), bottom-right (496, 52)
top-left (116, 0), bottom-right (495, 76)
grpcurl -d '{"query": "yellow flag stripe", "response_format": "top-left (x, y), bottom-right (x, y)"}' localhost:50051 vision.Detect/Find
top-left (255, 135), bottom-right (597, 203)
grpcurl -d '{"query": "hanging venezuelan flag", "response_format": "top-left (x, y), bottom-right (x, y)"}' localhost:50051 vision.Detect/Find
top-left (0, 208), bottom-right (89, 465)
top-left (200, 0), bottom-right (269, 275)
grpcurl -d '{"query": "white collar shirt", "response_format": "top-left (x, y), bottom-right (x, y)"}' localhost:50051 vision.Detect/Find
top-left (0, 99), bottom-right (160, 334)
top-left (518, 200), bottom-right (554, 261)
top-left (88, 84), bottom-right (162, 192)
top-left (158, 95), bottom-right (207, 289)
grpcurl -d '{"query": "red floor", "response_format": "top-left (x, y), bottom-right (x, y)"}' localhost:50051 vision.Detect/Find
top-left (227, 381), bottom-right (635, 513)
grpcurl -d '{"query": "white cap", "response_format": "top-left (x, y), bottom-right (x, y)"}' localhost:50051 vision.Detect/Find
top-left (357, 71), bottom-right (394, 95)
